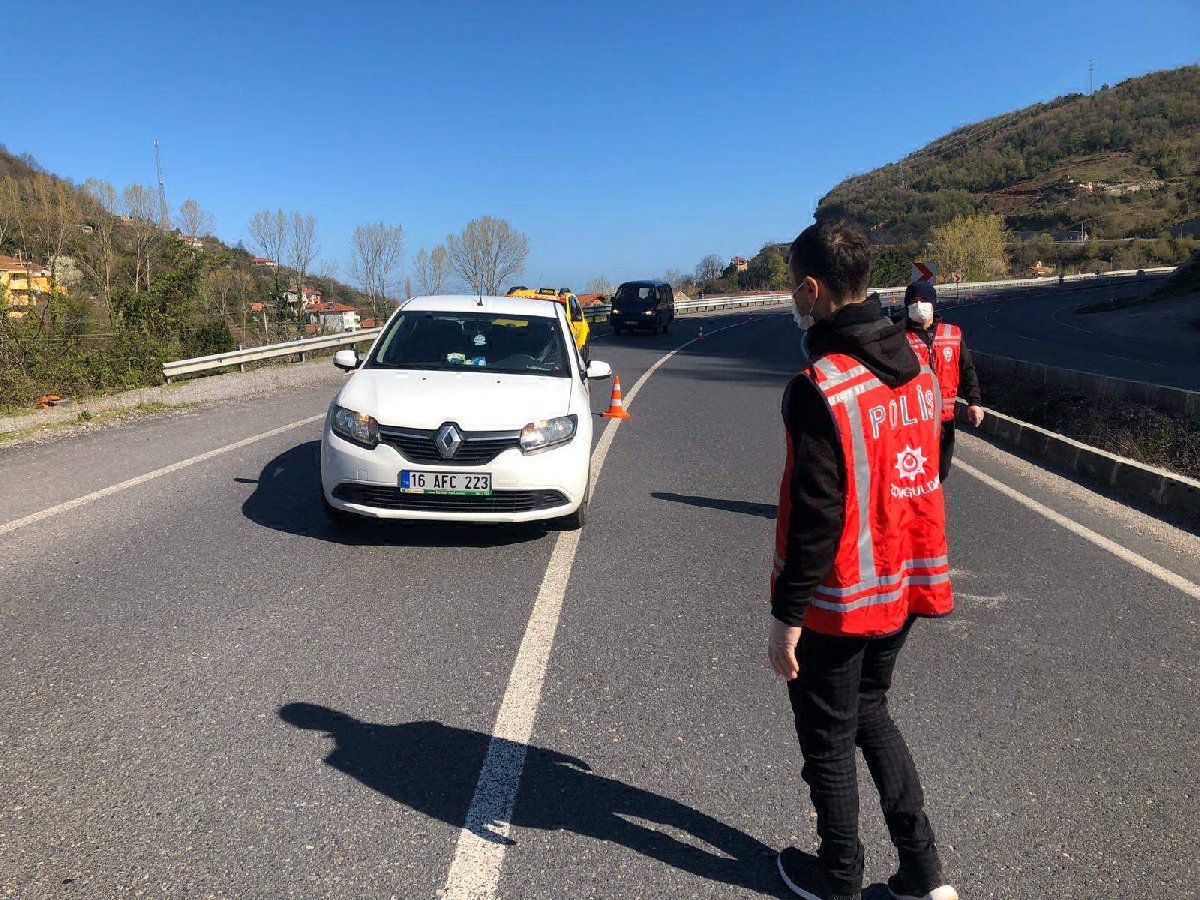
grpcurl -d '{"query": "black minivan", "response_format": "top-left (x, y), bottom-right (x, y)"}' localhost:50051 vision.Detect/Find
top-left (610, 281), bottom-right (676, 335)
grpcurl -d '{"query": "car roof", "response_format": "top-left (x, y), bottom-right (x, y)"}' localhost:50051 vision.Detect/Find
top-left (618, 280), bottom-right (668, 287)
top-left (402, 294), bottom-right (560, 318)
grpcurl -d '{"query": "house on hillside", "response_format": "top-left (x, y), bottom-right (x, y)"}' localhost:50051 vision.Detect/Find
top-left (731, 256), bottom-right (749, 273)
top-left (306, 301), bottom-right (360, 333)
top-left (0, 254), bottom-right (58, 318)
top-left (283, 284), bottom-right (323, 308)
top-left (250, 256), bottom-right (278, 269)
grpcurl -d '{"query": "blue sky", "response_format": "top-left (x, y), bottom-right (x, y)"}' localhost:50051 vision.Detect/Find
top-left (4, 0), bottom-right (1197, 290)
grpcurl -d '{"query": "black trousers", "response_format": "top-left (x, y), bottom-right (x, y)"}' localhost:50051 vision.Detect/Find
top-left (787, 619), bottom-right (942, 896)
top-left (939, 420), bottom-right (956, 483)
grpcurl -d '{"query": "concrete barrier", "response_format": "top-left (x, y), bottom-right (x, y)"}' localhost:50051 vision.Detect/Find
top-left (971, 351), bottom-right (1200, 422)
top-left (957, 402), bottom-right (1200, 521)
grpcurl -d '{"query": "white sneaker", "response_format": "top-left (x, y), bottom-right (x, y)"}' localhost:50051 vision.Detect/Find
top-left (888, 885), bottom-right (958, 900)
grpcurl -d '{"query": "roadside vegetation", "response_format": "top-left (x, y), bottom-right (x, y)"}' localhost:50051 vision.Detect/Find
top-left (0, 147), bottom-right (529, 410)
top-left (983, 374), bottom-right (1200, 481)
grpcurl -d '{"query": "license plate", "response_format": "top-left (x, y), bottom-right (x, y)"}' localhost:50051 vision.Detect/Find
top-left (400, 471), bottom-right (492, 495)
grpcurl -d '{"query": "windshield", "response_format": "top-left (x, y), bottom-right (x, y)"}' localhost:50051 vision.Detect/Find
top-left (613, 284), bottom-right (656, 306)
top-left (367, 311), bottom-right (570, 377)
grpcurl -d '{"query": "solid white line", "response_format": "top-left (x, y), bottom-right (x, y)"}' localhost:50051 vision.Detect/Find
top-left (0, 414), bottom-right (325, 536)
top-left (440, 323), bottom-right (741, 899)
top-left (957, 460), bottom-right (1200, 600)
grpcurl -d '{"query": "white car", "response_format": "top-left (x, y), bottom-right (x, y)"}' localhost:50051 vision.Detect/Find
top-left (320, 294), bottom-right (612, 529)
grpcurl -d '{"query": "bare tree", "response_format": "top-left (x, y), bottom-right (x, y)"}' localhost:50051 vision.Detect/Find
top-left (175, 198), bottom-right (215, 238)
top-left (445, 216), bottom-right (530, 296)
top-left (287, 212), bottom-right (319, 318)
top-left (348, 222), bottom-right (405, 319)
top-left (695, 253), bottom-right (725, 285)
top-left (411, 245), bottom-right (451, 296)
top-left (583, 276), bottom-right (613, 296)
top-left (81, 179), bottom-right (120, 318)
top-left (247, 208), bottom-right (288, 298)
top-left (122, 183), bottom-right (160, 290)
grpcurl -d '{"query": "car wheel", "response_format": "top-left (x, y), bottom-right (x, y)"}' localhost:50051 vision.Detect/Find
top-left (612, 325), bottom-right (624, 336)
top-left (321, 489), bottom-right (360, 526)
top-left (661, 318), bottom-right (670, 334)
top-left (553, 498), bottom-right (586, 531)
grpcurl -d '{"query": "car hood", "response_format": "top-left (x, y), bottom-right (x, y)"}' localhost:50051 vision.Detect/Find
top-left (338, 368), bottom-right (574, 430)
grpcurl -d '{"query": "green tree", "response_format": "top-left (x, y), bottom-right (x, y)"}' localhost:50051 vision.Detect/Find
top-left (869, 248), bottom-right (912, 288)
top-left (927, 214), bottom-right (1011, 281)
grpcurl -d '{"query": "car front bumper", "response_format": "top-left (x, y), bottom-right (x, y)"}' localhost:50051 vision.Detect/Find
top-left (320, 425), bottom-right (589, 523)
top-left (611, 314), bottom-right (658, 329)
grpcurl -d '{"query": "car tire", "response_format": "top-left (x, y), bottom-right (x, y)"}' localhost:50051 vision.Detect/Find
top-left (612, 325), bottom-right (624, 336)
top-left (554, 503), bottom-right (585, 531)
top-left (661, 318), bottom-right (670, 334)
top-left (321, 489), bottom-right (360, 526)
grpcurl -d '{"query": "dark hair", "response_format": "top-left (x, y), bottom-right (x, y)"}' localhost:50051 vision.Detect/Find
top-left (787, 219), bottom-right (871, 301)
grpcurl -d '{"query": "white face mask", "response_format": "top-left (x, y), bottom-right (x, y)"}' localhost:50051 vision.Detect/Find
top-left (908, 301), bottom-right (934, 325)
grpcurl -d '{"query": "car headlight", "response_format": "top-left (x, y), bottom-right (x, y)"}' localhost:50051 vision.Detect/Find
top-left (331, 405), bottom-right (379, 448)
top-left (519, 414), bottom-right (577, 453)
top-left (642, 309), bottom-right (654, 316)
top-left (611, 307), bottom-right (621, 315)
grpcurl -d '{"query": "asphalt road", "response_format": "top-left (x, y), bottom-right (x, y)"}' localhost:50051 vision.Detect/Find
top-left (1, 308), bottom-right (1197, 899)
top-left (939, 274), bottom-right (1200, 390)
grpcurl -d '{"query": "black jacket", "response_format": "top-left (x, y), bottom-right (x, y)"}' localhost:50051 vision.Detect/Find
top-left (772, 297), bottom-right (921, 626)
top-left (904, 316), bottom-right (983, 407)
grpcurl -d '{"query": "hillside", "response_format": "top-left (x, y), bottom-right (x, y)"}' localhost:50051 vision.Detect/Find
top-left (0, 144), bottom-right (372, 409)
top-left (818, 66), bottom-right (1200, 245)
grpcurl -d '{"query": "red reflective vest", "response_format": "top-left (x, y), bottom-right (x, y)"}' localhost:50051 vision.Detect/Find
top-left (907, 323), bottom-right (961, 422)
top-left (773, 353), bottom-right (953, 637)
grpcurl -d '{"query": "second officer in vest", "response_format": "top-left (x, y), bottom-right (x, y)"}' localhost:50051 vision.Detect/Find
top-left (903, 282), bottom-right (984, 482)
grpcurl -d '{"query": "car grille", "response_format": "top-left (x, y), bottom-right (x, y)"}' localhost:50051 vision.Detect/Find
top-left (376, 425), bottom-right (521, 466)
top-left (333, 484), bottom-right (569, 513)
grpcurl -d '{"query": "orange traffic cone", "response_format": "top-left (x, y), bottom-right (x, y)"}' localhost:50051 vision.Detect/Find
top-left (601, 375), bottom-right (632, 419)
top-left (697, 324), bottom-right (706, 341)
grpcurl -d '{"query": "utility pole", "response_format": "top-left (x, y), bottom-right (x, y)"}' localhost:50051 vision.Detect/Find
top-left (1088, 59), bottom-right (1095, 96)
top-left (153, 140), bottom-right (169, 231)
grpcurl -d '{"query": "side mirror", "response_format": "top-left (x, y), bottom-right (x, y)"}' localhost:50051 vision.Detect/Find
top-left (586, 360), bottom-right (612, 380)
top-left (333, 349), bottom-right (360, 371)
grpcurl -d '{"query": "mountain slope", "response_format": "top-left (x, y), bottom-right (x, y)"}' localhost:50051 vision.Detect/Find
top-left (818, 65), bottom-right (1200, 244)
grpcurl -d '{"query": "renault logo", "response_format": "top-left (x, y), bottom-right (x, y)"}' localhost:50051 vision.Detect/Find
top-left (435, 423), bottom-right (463, 459)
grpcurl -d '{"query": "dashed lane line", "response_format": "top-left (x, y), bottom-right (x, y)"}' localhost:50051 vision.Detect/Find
top-left (957, 459), bottom-right (1200, 600)
top-left (440, 321), bottom-right (744, 899)
top-left (0, 415), bottom-right (325, 536)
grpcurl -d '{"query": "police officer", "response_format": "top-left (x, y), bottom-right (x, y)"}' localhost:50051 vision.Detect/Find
top-left (769, 219), bottom-right (958, 900)
top-left (903, 282), bottom-right (984, 482)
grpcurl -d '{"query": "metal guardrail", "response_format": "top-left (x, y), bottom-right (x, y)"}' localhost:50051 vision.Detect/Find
top-left (164, 268), bottom-right (1175, 381)
top-left (582, 292), bottom-right (789, 323)
top-left (163, 328), bottom-right (383, 381)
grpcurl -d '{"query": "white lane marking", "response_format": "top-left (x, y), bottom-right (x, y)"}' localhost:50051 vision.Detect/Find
top-left (441, 322), bottom-right (742, 899)
top-left (0, 415), bottom-right (324, 536)
top-left (957, 460), bottom-right (1200, 600)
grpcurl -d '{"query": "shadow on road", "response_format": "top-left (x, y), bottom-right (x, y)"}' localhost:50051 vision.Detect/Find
top-left (279, 703), bottom-right (787, 896)
top-left (240, 441), bottom-right (546, 548)
top-left (652, 491), bottom-right (777, 519)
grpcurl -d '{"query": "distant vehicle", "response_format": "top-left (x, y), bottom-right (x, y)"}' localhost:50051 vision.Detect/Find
top-left (505, 287), bottom-right (592, 363)
top-left (320, 294), bottom-right (612, 529)
top-left (610, 280), bottom-right (675, 335)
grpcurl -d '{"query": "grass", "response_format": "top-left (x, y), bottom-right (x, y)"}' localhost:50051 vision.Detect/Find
top-left (0, 401), bottom-right (196, 445)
